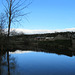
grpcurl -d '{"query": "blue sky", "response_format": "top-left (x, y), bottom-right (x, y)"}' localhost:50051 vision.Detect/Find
top-left (21, 0), bottom-right (75, 30)
top-left (0, 0), bottom-right (75, 34)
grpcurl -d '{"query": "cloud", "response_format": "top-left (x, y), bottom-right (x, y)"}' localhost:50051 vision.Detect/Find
top-left (5, 28), bottom-right (75, 34)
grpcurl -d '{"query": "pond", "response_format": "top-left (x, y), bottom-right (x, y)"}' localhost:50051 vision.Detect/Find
top-left (1, 49), bottom-right (75, 75)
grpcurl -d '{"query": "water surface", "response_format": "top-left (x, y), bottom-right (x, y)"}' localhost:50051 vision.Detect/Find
top-left (1, 50), bottom-right (75, 75)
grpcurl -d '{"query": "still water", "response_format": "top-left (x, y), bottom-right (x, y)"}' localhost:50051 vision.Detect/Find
top-left (1, 50), bottom-right (75, 75)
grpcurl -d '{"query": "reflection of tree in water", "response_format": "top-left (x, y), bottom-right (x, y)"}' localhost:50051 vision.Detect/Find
top-left (0, 51), bottom-right (7, 75)
top-left (1, 51), bottom-right (17, 75)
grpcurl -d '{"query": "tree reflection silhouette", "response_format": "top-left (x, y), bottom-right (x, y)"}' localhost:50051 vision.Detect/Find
top-left (1, 50), bottom-right (16, 75)
top-left (7, 51), bottom-right (10, 75)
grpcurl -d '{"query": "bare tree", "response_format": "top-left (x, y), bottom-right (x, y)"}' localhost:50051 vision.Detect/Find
top-left (0, 13), bottom-right (6, 35)
top-left (2, 0), bottom-right (32, 37)
top-left (2, 1), bottom-right (32, 74)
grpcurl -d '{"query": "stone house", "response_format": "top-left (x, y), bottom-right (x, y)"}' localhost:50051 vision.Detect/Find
top-left (54, 34), bottom-right (68, 40)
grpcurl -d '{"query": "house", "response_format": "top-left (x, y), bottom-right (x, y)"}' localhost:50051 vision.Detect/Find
top-left (34, 37), bottom-right (45, 41)
top-left (54, 34), bottom-right (67, 40)
top-left (34, 36), bottom-right (54, 41)
top-left (45, 37), bottom-right (54, 41)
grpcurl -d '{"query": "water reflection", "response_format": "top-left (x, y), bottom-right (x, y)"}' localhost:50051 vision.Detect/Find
top-left (9, 49), bottom-right (75, 57)
top-left (9, 50), bottom-right (32, 54)
top-left (7, 51), bottom-right (10, 75)
top-left (1, 48), bottom-right (75, 75)
top-left (1, 50), bottom-right (16, 75)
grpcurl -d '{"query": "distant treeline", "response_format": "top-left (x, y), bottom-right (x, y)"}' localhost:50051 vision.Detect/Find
top-left (24, 31), bottom-right (75, 38)
top-left (9, 31), bottom-right (75, 39)
top-left (0, 30), bottom-right (75, 51)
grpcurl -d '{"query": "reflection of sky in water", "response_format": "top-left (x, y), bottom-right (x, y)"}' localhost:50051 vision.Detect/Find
top-left (9, 50), bottom-right (32, 54)
top-left (10, 50), bottom-right (75, 75)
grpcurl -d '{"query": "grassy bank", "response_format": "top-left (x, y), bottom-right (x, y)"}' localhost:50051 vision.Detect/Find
top-left (38, 40), bottom-right (72, 50)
